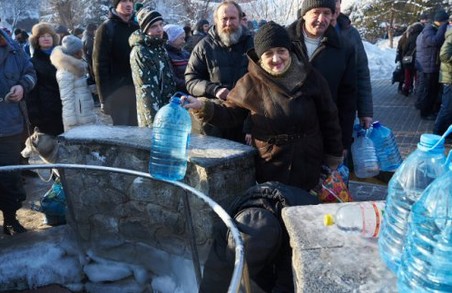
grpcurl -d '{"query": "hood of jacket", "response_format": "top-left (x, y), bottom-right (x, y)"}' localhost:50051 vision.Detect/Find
top-left (337, 13), bottom-right (351, 30)
top-left (129, 30), bottom-right (166, 49)
top-left (50, 46), bottom-right (87, 77)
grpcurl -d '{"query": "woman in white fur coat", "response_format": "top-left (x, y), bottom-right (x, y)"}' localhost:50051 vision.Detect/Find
top-left (50, 35), bottom-right (97, 131)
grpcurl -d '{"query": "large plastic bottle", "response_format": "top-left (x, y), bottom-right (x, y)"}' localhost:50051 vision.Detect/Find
top-left (397, 159), bottom-right (452, 292)
top-left (351, 129), bottom-right (380, 178)
top-left (378, 133), bottom-right (449, 274)
top-left (324, 201), bottom-right (385, 238)
top-left (149, 93), bottom-right (192, 181)
top-left (369, 121), bottom-right (403, 172)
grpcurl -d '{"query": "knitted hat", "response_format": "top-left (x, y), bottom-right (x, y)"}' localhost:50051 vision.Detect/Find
top-left (163, 24), bottom-right (185, 43)
top-left (61, 35), bottom-right (83, 55)
top-left (254, 21), bottom-right (291, 57)
top-left (137, 7), bottom-right (163, 33)
top-left (298, 0), bottom-right (336, 18)
top-left (434, 10), bottom-right (449, 22)
top-left (29, 22), bottom-right (59, 50)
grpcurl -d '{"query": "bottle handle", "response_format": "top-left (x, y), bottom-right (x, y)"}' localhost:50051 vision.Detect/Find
top-left (429, 124), bottom-right (452, 151)
top-left (171, 91), bottom-right (190, 106)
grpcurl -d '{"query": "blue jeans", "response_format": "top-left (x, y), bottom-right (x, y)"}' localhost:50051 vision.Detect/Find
top-left (434, 84), bottom-right (452, 136)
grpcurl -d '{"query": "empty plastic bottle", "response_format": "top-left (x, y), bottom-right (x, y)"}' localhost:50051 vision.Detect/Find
top-left (397, 158), bottom-right (452, 292)
top-left (378, 130), bottom-right (451, 274)
top-left (324, 201), bottom-right (385, 238)
top-left (149, 93), bottom-right (192, 181)
top-left (369, 121), bottom-right (403, 172)
top-left (351, 129), bottom-right (379, 178)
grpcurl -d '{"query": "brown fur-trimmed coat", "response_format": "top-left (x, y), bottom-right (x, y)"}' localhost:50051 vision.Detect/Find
top-left (194, 49), bottom-right (343, 190)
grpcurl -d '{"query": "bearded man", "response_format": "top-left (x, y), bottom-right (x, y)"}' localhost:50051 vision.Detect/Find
top-left (185, 0), bottom-right (253, 143)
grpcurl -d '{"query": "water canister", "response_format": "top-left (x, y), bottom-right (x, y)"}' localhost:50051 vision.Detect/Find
top-left (397, 156), bottom-right (452, 292)
top-left (369, 121), bottom-right (403, 171)
top-left (378, 133), bottom-right (449, 274)
top-left (351, 129), bottom-right (379, 178)
top-left (149, 93), bottom-right (192, 181)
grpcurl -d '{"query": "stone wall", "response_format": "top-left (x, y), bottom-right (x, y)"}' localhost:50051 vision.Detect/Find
top-left (55, 125), bottom-right (256, 291)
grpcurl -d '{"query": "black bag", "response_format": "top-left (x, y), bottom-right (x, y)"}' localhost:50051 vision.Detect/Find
top-left (402, 55), bottom-right (413, 65)
top-left (392, 64), bottom-right (403, 84)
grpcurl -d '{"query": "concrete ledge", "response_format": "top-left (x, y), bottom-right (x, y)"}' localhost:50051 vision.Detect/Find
top-left (282, 202), bottom-right (397, 293)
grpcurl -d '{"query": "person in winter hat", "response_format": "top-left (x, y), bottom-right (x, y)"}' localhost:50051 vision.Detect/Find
top-left (287, 0), bottom-right (357, 154)
top-left (164, 24), bottom-right (190, 92)
top-left (182, 21), bottom-right (343, 291)
top-left (415, 8), bottom-right (449, 120)
top-left (129, 7), bottom-right (176, 127)
top-left (0, 28), bottom-right (37, 236)
top-left (331, 0), bottom-right (373, 128)
top-left (50, 35), bottom-right (97, 131)
top-left (93, 0), bottom-right (139, 125)
top-left (184, 19), bottom-right (209, 52)
top-left (28, 23), bottom-right (64, 137)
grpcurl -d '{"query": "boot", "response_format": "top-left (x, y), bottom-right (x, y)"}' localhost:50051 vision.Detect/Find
top-left (3, 211), bottom-right (27, 236)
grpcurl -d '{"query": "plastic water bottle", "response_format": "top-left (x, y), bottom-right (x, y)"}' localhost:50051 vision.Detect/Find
top-left (397, 159), bottom-right (452, 292)
top-left (378, 132), bottom-right (450, 274)
top-left (324, 201), bottom-right (385, 238)
top-left (351, 129), bottom-right (379, 178)
top-left (149, 93), bottom-right (192, 181)
top-left (369, 121), bottom-right (403, 172)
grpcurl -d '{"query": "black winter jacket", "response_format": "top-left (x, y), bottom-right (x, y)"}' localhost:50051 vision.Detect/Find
top-left (336, 13), bottom-right (373, 119)
top-left (287, 19), bottom-right (357, 149)
top-left (185, 25), bottom-right (254, 99)
top-left (93, 8), bottom-right (139, 104)
top-left (28, 49), bottom-right (63, 136)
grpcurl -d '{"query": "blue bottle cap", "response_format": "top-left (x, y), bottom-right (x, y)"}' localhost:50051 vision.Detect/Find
top-left (418, 133), bottom-right (444, 152)
top-left (372, 121), bottom-right (381, 128)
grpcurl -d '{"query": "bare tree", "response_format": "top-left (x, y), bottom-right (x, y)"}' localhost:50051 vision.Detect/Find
top-left (0, 0), bottom-right (35, 31)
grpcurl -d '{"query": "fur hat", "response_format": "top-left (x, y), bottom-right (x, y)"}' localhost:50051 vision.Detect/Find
top-left (254, 21), bottom-right (291, 57)
top-left (61, 35), bottom-right (82, 55)
top-left (137, 7), bottom-right (163, 33)
top-left (29, 22), bottom-right (59, 50)
top-left (163, 24), bottom-right (185, 43)
top-left (298, 0), bottom-right (336, 18)
top-left (434, 10), bottom-right (449, 22)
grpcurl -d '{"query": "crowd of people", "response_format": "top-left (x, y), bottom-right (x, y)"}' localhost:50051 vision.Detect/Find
top-left (395, 9), bottom-right (452, 136)
top-left (3, 0), bottom-right (449, 291)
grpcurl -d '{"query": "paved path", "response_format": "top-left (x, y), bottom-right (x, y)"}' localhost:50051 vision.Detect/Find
top-left (371, 79), bottom-right (451, 158)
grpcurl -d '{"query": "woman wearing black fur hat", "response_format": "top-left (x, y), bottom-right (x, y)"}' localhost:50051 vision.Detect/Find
top-left (183, 21), bottom-right (343, 291)
top-left (27, 22), bottom-right (64, 137)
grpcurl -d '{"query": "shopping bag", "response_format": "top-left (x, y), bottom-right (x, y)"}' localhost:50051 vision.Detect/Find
top-left (32, 177), bottom-right (67, 226)
top-left (310, 165), bottom-right (353, 203)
